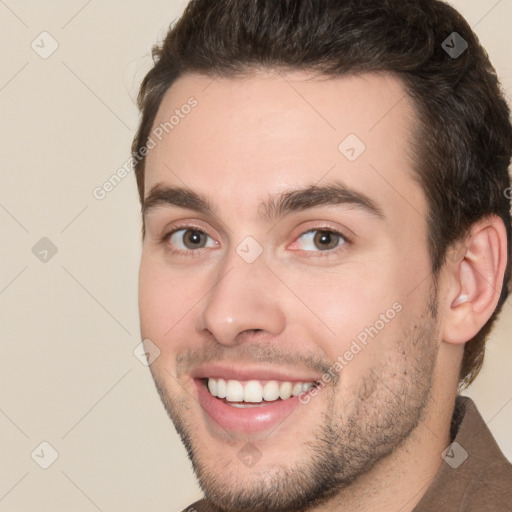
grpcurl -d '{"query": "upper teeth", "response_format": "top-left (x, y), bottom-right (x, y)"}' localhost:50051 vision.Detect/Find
top-left (207, 378), bottom-right (316, 403)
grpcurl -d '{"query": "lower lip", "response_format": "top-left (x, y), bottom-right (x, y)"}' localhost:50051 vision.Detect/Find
top-left (195, 380), bottom-right (304, 433)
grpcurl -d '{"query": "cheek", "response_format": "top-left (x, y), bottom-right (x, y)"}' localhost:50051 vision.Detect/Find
top-left (139, 256), bottom-right (165, 338)
top-left (280, 262), bottom-right (412, 376)
top-left (138, 254), bottom-right (204, 352)
top-left (287, 265), bottom-right (392, 337)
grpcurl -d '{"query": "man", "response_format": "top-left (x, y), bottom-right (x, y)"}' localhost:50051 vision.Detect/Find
top-left (133, 0), bottom-right (512, 510)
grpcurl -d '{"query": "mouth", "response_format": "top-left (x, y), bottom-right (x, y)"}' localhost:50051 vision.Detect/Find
top-left (205, 377), bottom-right (317, 407)
top-left (192, 368), bottom-right (321, 433)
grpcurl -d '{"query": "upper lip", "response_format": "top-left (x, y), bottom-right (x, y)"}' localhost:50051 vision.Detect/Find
top-left (190, 363), bottom-right (321, 383)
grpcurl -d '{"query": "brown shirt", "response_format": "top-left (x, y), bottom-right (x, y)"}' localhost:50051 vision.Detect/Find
top-left (182, 396), bottom-right (512, 511)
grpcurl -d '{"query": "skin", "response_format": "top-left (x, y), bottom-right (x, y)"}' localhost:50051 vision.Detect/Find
top-left (138, 71), bottom-right (507, 511)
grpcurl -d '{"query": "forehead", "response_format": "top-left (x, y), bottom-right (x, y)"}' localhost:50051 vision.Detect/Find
top-left (144, 70), bottom-right (426, 225)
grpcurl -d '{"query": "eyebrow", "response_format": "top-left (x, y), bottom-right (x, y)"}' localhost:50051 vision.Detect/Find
top-left (142, 181), bottom-right (385, 224)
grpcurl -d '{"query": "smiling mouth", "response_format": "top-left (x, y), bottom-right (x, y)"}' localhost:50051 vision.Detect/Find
top-left (204, 377), bottom-right (318, 407)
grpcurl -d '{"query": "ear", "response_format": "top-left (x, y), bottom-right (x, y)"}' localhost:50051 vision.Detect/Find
top-left (442, 215), bottom-right (508, 345)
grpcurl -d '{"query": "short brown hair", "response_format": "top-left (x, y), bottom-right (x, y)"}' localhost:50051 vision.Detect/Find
top-left (132, 0), bottom-right (512, 387)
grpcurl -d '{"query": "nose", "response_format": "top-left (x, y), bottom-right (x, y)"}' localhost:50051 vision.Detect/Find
top-left (194, 249), bottom-right (286, 346)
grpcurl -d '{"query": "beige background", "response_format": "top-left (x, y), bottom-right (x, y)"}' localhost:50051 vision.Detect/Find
top-left (1, 1), bottom-right (511, 510)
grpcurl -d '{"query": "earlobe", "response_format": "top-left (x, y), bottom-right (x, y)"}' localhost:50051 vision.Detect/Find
top-left (442, 216), bottom-right (507, 345)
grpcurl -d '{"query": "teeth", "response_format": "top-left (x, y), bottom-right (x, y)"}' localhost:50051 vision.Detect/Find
top-left (207, 378), bottom-right (317, 403)
top-left (244, 380), bottom-right (263, 403)
top-left (302, 382), bottom-right (315, 392)
top-left (292, 382), bottom-right (303, 396)
top-left (225, 380), bottom-right (244, 402)
top-left (207, 378), bottom-right (217, 396)
top-left (262, 381), bottom-right (280, 401)
top-left (279, 381), bottom-right (292, 400)
top-left (228, 402), bottom-right (265, 408)
top-left (216, 378), bottom-right (227, 398)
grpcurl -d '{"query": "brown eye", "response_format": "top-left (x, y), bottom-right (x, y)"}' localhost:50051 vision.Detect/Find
top-left (169, 228), bottom-right (215, 250)
top-left (313, 230), bottom-right (341, 250)
top-left (295, 229), bottom-right (346, 252)
top-left (184, 230), bottom-right (206, 248)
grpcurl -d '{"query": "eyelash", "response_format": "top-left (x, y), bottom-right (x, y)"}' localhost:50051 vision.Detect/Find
top-left (160, 225), bottom-right (351, 258)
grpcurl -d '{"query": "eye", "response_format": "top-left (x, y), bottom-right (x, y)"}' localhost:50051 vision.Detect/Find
top-left (293, 229), bottom-right (346, 252)
top-left (168, 228), bottom-right (218, 251)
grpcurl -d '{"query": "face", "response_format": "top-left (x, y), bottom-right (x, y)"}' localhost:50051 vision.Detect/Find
top-left (139, 71), bottom-right (440, 511)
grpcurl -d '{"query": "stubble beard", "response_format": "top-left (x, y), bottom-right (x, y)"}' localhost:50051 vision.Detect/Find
top-left (149, 295), bottom-right (439, 512)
